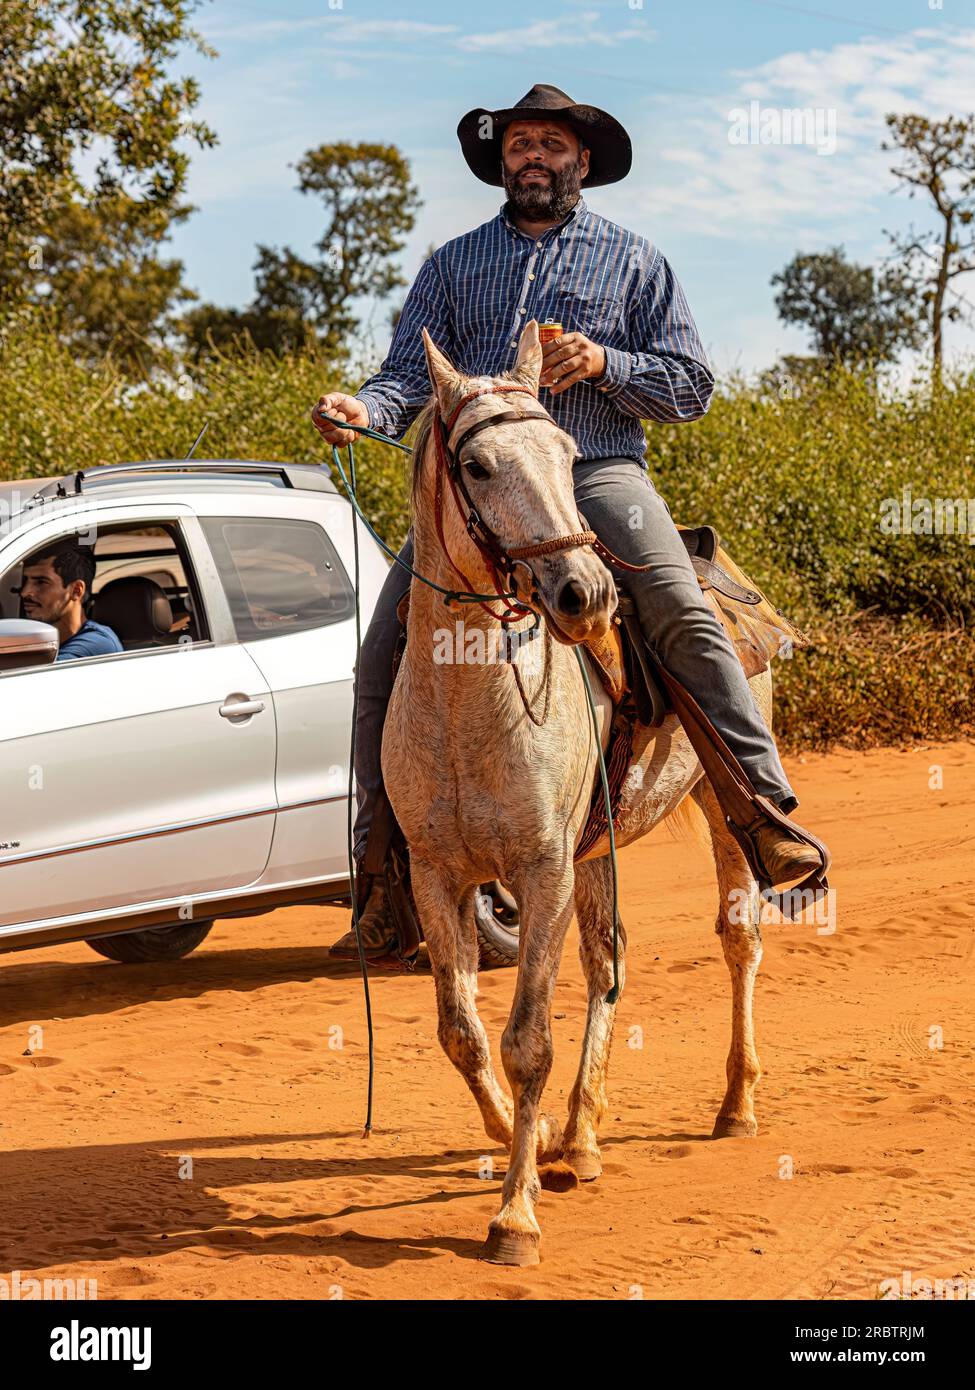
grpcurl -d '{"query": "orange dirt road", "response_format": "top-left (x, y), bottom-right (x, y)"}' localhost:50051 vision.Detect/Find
top-left (2, 742), bottom-right (974, 1301)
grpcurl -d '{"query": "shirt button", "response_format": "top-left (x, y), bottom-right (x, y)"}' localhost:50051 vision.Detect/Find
top-left (535, 241), bottom-right (541, 248)
top-left (528, 273), bottom-right (535, 281)
top-left (511, 341), bottom-right (517, 348)
top-left (519, 307), bottom-right (526, 314)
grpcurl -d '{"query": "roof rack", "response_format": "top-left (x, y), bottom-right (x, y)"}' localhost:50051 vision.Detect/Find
top-left (28, 459), bottom-right (339, 504)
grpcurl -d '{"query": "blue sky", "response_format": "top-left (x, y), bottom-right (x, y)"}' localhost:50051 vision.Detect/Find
top-left (170, 0), bottom-right (975, 377)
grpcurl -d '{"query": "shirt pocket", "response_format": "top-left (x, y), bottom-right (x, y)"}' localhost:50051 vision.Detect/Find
top-left (548, 289), bottom-right (623, 342)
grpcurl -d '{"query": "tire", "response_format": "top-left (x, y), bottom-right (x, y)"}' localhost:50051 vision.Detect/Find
top-left (474, 884), bottom-right (520, 967)
top-left (86, 921), bottom-right (213, 963)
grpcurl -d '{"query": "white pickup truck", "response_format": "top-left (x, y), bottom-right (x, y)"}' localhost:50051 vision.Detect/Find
top-left (0, 459), bottom-right (390, 962)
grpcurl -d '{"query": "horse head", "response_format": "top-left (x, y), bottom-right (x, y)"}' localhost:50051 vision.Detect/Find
top-left (419, 320), bottom-right (617, 644)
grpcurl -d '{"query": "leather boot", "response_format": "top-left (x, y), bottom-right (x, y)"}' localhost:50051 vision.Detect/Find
top-left (751, 823), bottom-right (824, 889)
top-left (329, 878), bottom-right (398, 960)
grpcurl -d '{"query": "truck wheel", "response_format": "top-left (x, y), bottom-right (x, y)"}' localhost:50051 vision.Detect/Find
top-left (86, 922), bottom-right (213, 963)
top-left (474, 883), bottom-right (520, 967)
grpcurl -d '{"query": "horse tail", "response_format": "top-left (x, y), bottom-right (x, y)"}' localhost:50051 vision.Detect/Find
top-left (665, 791), bottom-right (711, 851)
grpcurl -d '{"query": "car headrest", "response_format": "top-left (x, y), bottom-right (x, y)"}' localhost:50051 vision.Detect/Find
top-left (95, 575), bottom-right (173, 644)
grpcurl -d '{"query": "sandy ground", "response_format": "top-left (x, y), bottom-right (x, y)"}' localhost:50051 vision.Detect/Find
top-left (2, 741), bottom-right (974, 1302)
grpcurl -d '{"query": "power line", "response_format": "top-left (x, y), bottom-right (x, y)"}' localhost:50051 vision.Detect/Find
top-left (746, 0), bottom-right (918, 37)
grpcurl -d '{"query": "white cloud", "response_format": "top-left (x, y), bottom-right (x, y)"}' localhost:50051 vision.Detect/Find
top-left (174, 9), bottom-right (975, 372)
top-left (199, 13), bottom-right (460, 45)
top-left (202, 4), bottom-right (656, 55)
top-left (630, 25), bottom-right (975, 238)
top-left (456, 10), bottom-right (656, 52)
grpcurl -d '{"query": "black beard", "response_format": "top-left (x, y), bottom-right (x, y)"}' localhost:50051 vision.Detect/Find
top-left (502, 160), bottom-right (582, 222)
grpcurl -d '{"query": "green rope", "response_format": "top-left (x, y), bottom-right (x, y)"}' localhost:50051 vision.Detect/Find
top-left (574, 649), bottom-right (622, 1004)
top-left (342, 438), bottom-right (375, 1136)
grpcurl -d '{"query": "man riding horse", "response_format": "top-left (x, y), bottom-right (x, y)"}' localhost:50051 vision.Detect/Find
top-left (312, 83), bottom-right (828, 960)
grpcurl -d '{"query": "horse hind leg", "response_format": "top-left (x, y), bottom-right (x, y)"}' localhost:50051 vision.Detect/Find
top-left (408, 857), bottom-right (513, 1149)
top-left (691, 778), bottom-right (763, 1138)
top-left (562, 855), bottom-right (625, 1182)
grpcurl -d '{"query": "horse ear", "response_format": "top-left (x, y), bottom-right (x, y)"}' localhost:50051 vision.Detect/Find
top-left (422, 327), bottom-right (460, 407)
top-left (511, 319), bottom-right (542, 391)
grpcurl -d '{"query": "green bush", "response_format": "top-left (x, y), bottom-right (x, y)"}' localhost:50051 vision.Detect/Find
top-left (0, 308), bottom-right (412, 547)
top-left (651, 365), bottom-right (975, 625)
top-left (772, 613), bottom-right (975, 750)
top-left (3, 314), bottom-right (973, 750)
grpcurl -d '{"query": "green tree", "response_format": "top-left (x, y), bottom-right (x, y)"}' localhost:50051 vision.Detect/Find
top-left (883, 113), bottom-right (975, 380)
top-left (771, 247), bottom-right (922, 367)
top-left (184, 142), bottom-right (420, 361)
top-left (30, 194), bottom-right (196, 375)
top-left (0, 0), bottom-right (215, 355)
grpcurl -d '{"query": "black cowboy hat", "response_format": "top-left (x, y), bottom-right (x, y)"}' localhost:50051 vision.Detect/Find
top-left (457, 83), bottom-right (632, 189)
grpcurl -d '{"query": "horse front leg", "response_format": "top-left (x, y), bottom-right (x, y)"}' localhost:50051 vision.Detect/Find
top-left (563, 855), bottom-right (625, 1181)
top-left (482, 863), bottom-right (575, 1267)
top-left (691, 780), bottom-right (763, 1137)
top-left (408, 856), bottom-right (513, 1148)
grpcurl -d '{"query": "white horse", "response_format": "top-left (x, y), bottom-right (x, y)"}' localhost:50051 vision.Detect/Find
top-left (382, 321), bottom-right (767, 1265)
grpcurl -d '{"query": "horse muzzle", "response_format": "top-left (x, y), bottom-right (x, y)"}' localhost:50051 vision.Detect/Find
top-left (533, 557), bottom-right (617, 645)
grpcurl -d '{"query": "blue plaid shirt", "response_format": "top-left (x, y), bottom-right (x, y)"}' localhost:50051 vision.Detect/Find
top-left (356, 196), bottom-right (714, 464)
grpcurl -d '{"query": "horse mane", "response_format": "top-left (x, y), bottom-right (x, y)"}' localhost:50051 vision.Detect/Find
top-left (409, 397), bottom-right (439, 514)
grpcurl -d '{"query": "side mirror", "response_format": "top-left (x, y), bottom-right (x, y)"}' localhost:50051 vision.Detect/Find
top-left (0, 618), bottom-right (59, 671)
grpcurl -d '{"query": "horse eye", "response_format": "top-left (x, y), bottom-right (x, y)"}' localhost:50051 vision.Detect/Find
top-left (464, 460), bottom-right (491, 481)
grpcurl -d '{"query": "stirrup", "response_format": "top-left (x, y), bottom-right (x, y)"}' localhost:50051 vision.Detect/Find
top-left (727, 801), bottom-right (831, 920)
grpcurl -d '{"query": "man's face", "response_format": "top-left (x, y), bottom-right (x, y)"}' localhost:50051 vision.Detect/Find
top-left (501, 120), bottom-right (590, 221)
top-left (20, 558), bottom-right (83, 625)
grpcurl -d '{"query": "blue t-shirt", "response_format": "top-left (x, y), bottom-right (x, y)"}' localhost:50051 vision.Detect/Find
top-left (56, 619), bottom-right (124, 663)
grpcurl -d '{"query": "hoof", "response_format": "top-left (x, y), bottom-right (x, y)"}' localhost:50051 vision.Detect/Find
top-left (539, 1161), bottom-right (579, 1193)
top-left (564, 1148), bottom-right (603, 1182)
top-left (481, 1226), bottom-right (540, 1267)
top-left (712, 1115), bottom-right (758, 1139)
top-left (536, 1113), bottom-right (564, 1165)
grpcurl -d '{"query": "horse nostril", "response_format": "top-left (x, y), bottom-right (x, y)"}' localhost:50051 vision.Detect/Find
top-left (556, 578), bottom-right (589, 618)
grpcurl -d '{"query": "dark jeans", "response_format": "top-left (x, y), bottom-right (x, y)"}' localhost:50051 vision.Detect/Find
top-left (352, 456), bottom-right (796, 859)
